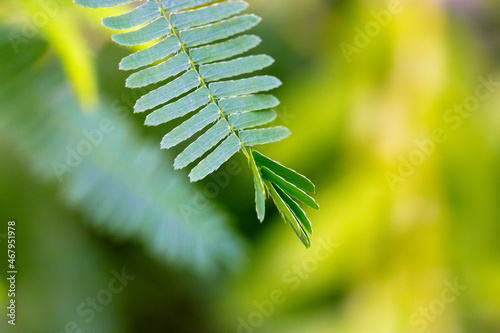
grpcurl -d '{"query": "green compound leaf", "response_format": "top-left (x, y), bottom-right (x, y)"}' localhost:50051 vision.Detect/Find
top-left (189, 134), bottom-right (241, 182)
top-left (174, 119), bottom-right (231, 170)
top-left (219, 94), bottom-right (279, 115)
top-left (228, 109), bottom-right (276, 130)
top-left (161, 104), bottom-right (219, 149)
top-left (275, 185), bottom-right (313, 235)
top-left (210, 76), bottom-right (281, 99)
top-left (190, 35), bottom-right (261, 65)
top-left (126, 53), bottom-right (190, 88)
top-left (254, 177), bottom-right (266, 222)
top-left (112, 17), bottom-right (171, 46)
top-left (161, 0), bottom-right (215, 12)
top-left (239, 126), bottom-right (291, 146)
top-left (200, 55), bottom-right (274, 82)
top-left (249, 150), bottom-right (266, 222)
top-left (145, 87), bottom-right (210, 126)
top-left (252, 150), bottom-right (315, 193)
top-left (120, 35), bottom-right (180, 70)
top-left (75, 0), bottom-right (135, 9)
top-left (75, 0), bottom-right (319, 247)
top-left (260, 166), bottom-right (319, 210)
top-left (134, 70), bottom-right (199, 113)
top-left (171, 1), bottom-right (248, 30)
top-left (266, 181), bottom-right (310, 248)
top-left (103, 1), bottom-right (162, 30)
top-left (180, 14), bottom-right (261, 47)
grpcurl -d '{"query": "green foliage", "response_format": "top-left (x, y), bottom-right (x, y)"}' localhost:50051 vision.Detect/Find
top-left (256, 152), bottom-right (318, 247)
top-left (0, 47), bottom-right (245, 273)
top-left (75, 0), bottom-right (318, 246)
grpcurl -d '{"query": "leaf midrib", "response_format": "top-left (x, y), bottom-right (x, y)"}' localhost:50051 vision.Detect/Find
top-left (156, 0), bottom-right (252, 162)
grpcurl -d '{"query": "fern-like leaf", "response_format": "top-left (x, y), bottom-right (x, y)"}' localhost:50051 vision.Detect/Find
top-left (75, 0), bottom-right (319, 247)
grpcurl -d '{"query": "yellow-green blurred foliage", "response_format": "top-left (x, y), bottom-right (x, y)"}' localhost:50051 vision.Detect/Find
top-left (1, 0), bottom-right (500, 332)
top-left (213, 1), bottom-right (500, 332)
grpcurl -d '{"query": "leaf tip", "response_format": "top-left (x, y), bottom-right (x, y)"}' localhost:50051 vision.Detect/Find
top-left (118, 60), bottom-right (127, 71)
top-left (188, 172), bottom-right (202, 183)
top-left (240, 0), bottom-right (250, 10)
top-left (264, 55), bottom-right (275, 64)
top-left (160, 138), bottom-right (173, 150)
top-left (133, 101), bottom-right (144, 113)
top-left (125, 79), bottom-right (134, 88)
top-left (101, 17), bottom-right (110, 28)
top-left (173, 159), bottom-right (183, 170)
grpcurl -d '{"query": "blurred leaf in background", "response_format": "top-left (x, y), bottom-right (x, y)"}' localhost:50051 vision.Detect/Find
top-left (1, 0), bottom-right (500, 332)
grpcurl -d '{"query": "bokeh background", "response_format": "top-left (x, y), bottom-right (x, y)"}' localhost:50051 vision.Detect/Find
top-left (1, 0), bottom-right (500, 332)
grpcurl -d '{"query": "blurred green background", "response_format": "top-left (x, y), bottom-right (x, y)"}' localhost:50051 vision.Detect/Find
top-left (1, 0), bottom-right (500, 332)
